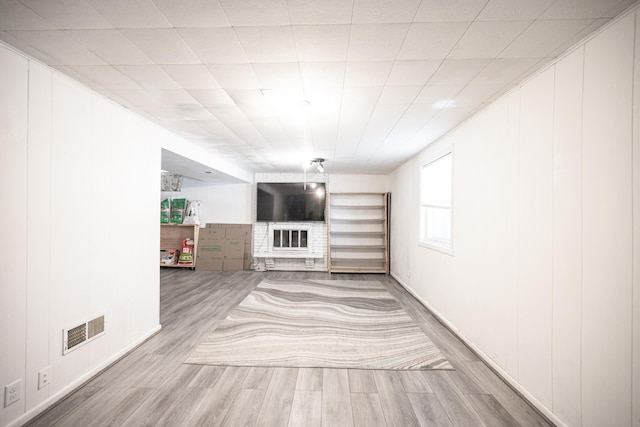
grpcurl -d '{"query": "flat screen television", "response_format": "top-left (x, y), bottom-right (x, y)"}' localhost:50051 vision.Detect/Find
top-left (257, 182), bottom-right (326, 222)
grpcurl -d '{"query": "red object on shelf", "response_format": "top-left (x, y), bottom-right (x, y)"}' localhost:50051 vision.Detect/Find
top-left (178, 238), bottom-right (195, 265)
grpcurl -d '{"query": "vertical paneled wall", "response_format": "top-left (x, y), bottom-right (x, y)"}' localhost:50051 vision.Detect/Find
top-left (581, 12), bottom-right (634, 427)
top-left (0, 43), bottom-right (164, 427)
top-left (0, 42), bottom-right (29, 427)
top-left (390, 8), bottom-right (639, 427)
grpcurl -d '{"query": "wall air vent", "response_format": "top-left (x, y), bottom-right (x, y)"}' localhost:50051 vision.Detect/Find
top-left (63, 315), bottom-right (106, 355)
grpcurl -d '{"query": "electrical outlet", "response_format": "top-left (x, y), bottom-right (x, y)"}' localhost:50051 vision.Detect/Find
top-left (38, 367), bottom-right (50, 390)
top-left (4, 379), bottom-right (21, 408)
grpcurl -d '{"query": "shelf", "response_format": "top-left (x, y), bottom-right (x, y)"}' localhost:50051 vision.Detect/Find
top-left (330, 204), bottom-right (383, 209)
top-left (328, 192), bottom-right (389, 274)
top-left (330, 231), bottom-right (384, 236)
top-left (160, 223), bottom-right (199, 269)
top-left (329, 218), bottom-right (384, 224)
top-left (330, 244), bottom-right (386, 249)
top-left (329, 266), bottom-right (387, 273)
top-left (331, 257), bottom-right (385, 262)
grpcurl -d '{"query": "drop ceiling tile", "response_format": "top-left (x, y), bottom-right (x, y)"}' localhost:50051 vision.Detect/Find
top-left (187, 89), bottom-right (236, 107)
top-left (347, 24), bottom-right (410, 61)
top-left (403, 102), bottom-right (441, 118)
top-left (471, 58), bottom-right (542, 85)
top-left (293, 25), bottom-right (350, 62)
top-left (604, 0), bottom-right (638, 18)
top-left (356, 103), bottom-right (409, 154)
top-left (540, 0), bottom-right (629, 19)
top-left (305, 88), bottom-right (343, 116)
top-left (0, 0), bottom-right (55, 30)
top-left (69, 65), bottom-right (141, 89)
top-left (408, 117), bottom-right (458, 145)
top-left (173, 105), bottom-right (217, 120)
top-left (7, 30), bottom-right (106, 65)
top-left (427, 59), bottom-right (490, 85)
top-left (250, 117), bottom-right (287, 140)
top-left (178, 28), bottom-right (248, 64)
top-left (385, 108), bottom-right (434, 140)
top-left (108, 88), bottom-right (171, 110)
top-left (253, 63), bottom-right (303, 89)
top-left (66, 30), bottom-right (153, 64)
top-left (288, 0), bottom-right (353, 24)
top-left (546, 19), bottom-right (607, 57)
top-left (115, 65), bottom-right (181, 89)
top-left (414, 0), bottom-right (488, 22)
top-left (219, 0), bottom-right (290, 26)
top-left (386, 60), bottom-right (441, 86)
top-left (152, 0), bottom-right (231, 27)
top-left (224, 89), bottom-right (269, 108)
top-left (148, 88), bottom-right (199, 107)
top-left (398, 22), bottom-right (469, 60)
top-left (352, 0), bottom-right (422, 23)
top-left (52, 64), bottom-right (100, 88)
top-left (476, 0), bottom-right (556, 20)
top-left (206, 64), bottom-right (261, 89)
top-left (435, 101), bottom-right (482, 119)
top-left (120, 29), bottom-right (200, 64)
top-left (452, 83), bottom-right (503, 104)
top-left (344, 61), bottom-right (393, 86)
top-left (378, 86), bottom-right (423, 104)
top-left (414, 84), bottom-right (464, 105)
top-left (341, 86), bottom-right (383, 109)
top-left (300, 62), bottom-right (346, 89)
top-left (235, 26), bottom-right (297, 63)
top-left (448, 21), bottom-right (530, 59)
top-left (499, 19), bottom-right (595, 59)
top-left (336, 116), bottom-right (369, 155)
top-left (85, 0), bottom-right (171, 28)
top-left (160, 65), bottom-right (221, 89)
top-left (0, 31), bottom-right (61, 64)
top-left (19, 0), bottom-right (113, 29)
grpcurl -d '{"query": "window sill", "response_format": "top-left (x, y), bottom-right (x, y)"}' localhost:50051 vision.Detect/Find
top-left (418, 241), bottom-right (454, 256)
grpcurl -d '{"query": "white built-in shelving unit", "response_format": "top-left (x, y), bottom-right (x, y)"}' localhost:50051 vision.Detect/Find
top-left (328, 192), bottom-right (389, 274)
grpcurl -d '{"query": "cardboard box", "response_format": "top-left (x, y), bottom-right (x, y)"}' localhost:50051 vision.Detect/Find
top-left (196, 259), bottom-right (223, 271)
top-left (224, 238), bottom-right (244, 257)
top-left (198, 243), bottom-right (224, 258)
top-left (199, 223), bottom-right (253, 270)
top-left (199, 228), bottom-right (225, 239)
top-left (222, 259), bottom-right (244, 271)
top-left (225, 227), bottom-right (247, 239)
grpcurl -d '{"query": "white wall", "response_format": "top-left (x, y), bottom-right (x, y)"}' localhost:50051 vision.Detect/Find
top-left (0, 42), bottom-right (198, 426)
top-left (390, 8), bottom-right (639, 427)
top-left (167, 178), bottom-right (253, 225)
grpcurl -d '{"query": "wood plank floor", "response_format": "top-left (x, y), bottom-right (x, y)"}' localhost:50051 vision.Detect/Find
top-left (27, 270), bottom-right (553, 427)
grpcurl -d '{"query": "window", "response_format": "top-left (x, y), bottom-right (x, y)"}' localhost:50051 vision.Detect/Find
top-left (420, 153), bottom-right (452, 251)
top-left (273, 229), bottom-right (308, 250)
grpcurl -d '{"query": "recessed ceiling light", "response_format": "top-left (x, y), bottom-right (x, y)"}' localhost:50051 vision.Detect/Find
top-left (204, 171), bottom-right (216, 174)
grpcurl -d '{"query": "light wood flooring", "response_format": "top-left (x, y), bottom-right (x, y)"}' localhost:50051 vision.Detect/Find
top-left (27, 270), bottom-right (553, 427)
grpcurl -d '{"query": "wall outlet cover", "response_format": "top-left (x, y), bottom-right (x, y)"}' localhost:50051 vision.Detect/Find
top-left (4, 379), bottom-right (21, 408)
top-left (38, 367), bottom-right (51, 390)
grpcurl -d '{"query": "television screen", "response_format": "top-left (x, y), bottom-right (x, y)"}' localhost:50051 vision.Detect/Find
top-left (257, 182), bottom-right (326, 222)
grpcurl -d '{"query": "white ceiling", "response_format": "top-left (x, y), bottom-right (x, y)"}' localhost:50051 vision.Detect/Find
top-left (1, 0), bottom-right (636, 178)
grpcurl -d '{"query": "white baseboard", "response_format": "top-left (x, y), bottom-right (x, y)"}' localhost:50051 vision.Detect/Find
top-left (389, 272), bottom-right (565, 427)
top-left (8, 324), bottom-right (162, 427)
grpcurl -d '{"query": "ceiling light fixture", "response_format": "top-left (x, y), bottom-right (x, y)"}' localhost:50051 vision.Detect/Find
top-left (304, 158), bottom-right (326, 190)
top-left (310, 158), bottom-right (325, 173)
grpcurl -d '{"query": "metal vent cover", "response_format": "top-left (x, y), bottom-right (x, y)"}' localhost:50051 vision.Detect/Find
top-left (63, 315), bottom-right (106, 355)
top-left (88, 315), bottom-right (105, 339)
top-left (66, 324), bottom-right (87, 350)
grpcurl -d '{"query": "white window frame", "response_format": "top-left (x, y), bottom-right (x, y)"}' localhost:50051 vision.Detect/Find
top-left (268, 223), bottom-right (312, 252)
top-left (419, 152), bottom-right (454, 255)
